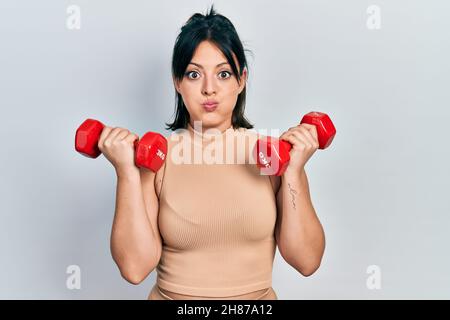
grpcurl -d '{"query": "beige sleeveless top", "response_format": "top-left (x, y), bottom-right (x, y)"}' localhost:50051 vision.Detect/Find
top-left (154, 123), bottom-right (277, 297)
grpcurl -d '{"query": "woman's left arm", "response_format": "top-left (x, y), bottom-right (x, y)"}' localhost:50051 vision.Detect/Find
top-left (274, 124), bottom-right (326, 276)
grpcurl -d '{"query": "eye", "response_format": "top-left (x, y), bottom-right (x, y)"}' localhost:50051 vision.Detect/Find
top-left (219, 71), bottom-right (232, 79)
top-left (185, 71), bottom-right (200, 80)
top-left (184, 70), bottom-right (232, 80)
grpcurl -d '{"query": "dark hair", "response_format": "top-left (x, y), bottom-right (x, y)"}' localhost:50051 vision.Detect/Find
top-left (165, 4), bottom-right (254, 131)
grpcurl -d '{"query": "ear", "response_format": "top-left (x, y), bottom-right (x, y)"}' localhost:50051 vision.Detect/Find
top-left (238, 67), bottom-right (247, 94)
top-left (173, 77), bottom-right (181, 94)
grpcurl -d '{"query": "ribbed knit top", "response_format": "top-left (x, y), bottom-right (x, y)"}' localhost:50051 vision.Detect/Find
top-left (154, 123), bottom-right (277, 297)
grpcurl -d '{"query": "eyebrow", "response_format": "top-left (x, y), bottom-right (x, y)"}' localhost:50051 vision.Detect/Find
top-left (188, 62), bottom-right (230, 69)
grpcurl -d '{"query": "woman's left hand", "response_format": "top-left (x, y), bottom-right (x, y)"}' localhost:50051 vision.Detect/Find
top-left (279, 123), bottom-right (319, 175)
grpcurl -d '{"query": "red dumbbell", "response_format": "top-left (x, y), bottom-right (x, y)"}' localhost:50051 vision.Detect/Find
top-left (255, 111), bottom-right (336, 176)
top-left (75, 119), bottom-right (167, 172)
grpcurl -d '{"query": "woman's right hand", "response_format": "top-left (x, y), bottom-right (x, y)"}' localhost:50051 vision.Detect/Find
top-left (98, 126), bottom-right (140, 174)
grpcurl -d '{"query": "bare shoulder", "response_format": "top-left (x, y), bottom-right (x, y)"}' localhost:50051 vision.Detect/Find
top-left (140, 133), bottom-right (170, 200)
top-left (269, 175), bottom-right (281, 195)
top-left (154, 133), bottom-right (172, 199)
top-left (154, 161), bottom-right (166, 199)
top-left (238, 128), bottom-right (281, 194)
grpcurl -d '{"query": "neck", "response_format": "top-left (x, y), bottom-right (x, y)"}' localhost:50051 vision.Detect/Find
top-left (188, 120), bottom-right (233, 135)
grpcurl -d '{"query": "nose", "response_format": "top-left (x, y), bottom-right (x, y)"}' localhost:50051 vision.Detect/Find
top-left (202, 74), bottom-right (217, 96)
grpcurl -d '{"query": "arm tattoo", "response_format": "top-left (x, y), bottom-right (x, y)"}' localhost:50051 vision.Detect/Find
top-left (287, 183), bottom-right (297, 210)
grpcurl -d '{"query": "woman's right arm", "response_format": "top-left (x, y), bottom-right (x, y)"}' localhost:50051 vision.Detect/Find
top-left (97, 126), bottom-right (162, 284)
top-left (110, 167), bottom-right (162, 285)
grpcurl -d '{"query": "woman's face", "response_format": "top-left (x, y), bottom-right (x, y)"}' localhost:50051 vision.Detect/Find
top-left (174, 40), bottom-right (247, 132)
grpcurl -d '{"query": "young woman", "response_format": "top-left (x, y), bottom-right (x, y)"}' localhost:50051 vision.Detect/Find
top-left (98, 6), bottom-right (325, 300)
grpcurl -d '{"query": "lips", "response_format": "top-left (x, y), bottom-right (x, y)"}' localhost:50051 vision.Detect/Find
top-left (202, 102), bottom-right (218, 111)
